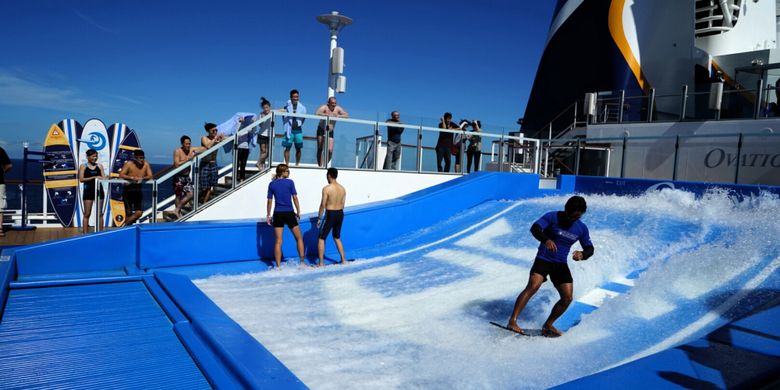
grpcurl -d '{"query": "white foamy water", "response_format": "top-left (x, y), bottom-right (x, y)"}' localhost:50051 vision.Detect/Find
top-left (195, 190), bottom-right (780, 389)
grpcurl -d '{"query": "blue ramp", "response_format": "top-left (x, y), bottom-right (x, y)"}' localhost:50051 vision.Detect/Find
top-left (0, 282), bottom-right (210, 389)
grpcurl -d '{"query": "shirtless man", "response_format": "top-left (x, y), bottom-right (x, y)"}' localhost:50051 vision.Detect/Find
top-left (315, 97), bottom-right (349, 167)
top-left (119, 149), bottom-right (153, 225)
top-left (316, 167), bottom-right (347, 266)
top-left (172, 136), bottom-right (204, 218)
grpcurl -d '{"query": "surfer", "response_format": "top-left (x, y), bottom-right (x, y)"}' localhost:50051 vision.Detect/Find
top-left (79, 149), bottom-right (107, 234)
top-left (506, 196), bottom-right (594, 337)
top-left (266, 164), bottom-right (306, 268)
top-left (316, 167), bottom-right (347, 266)
top-left (119, 149), bottom-right (153, 225)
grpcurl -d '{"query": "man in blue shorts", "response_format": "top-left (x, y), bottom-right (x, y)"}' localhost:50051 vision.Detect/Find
top-left (282, 89), bottom-right (306, 166)
top-left (506, 196), bottom-right (595, 337)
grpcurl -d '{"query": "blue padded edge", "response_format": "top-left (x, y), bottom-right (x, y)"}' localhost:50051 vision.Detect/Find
top-left (154, 271), bottom-right (307, 389)
top-left (142, 276), bottom-right (188, 325)
top-left (10, 275), bottom-right (144, 289)
top-left (173, 322), bottom-right (242, 389)
top-left (553, 348), bottom-right (703, 389)
top-left (14, 227), bottom-right (137, 278)
top-left (0, 248), bottom-right (17, 322)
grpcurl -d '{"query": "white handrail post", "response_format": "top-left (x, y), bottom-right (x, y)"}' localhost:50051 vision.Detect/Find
top-left (417, 125), bottom-right (423, 173)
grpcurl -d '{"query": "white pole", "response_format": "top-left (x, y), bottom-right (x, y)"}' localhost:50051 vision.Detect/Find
top-left (328, 33), bottom-right (337, 98)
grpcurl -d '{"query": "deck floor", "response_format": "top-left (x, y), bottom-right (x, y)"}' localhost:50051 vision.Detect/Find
top-left (1, 227), bottom-right (83, 247)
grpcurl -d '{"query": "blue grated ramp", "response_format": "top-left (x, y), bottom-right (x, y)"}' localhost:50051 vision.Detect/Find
top-left (0, 282), bottom-right (211, 389)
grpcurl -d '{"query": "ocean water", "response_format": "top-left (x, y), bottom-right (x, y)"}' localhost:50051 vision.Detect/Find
top-left (195, 190), bottom-right (780, 389)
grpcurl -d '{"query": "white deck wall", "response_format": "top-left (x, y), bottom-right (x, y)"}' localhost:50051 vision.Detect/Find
top-left (189, 167), bottom-right (457, 221)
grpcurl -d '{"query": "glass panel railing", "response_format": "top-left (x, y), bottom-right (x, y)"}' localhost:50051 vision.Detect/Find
top-left (621, 137), bottom-right (677, 180)
top-left (676, 134), bottom-right (739, 183)
top-left (325, 116), bottom-right (375, 170)
top-left (735, 133), bottom-right (780, 185)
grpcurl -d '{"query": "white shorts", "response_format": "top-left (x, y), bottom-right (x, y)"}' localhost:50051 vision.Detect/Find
top-left (0, 184), bottom-right (6, 210)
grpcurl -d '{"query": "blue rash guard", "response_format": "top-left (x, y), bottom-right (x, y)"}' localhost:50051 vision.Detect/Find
top-left (267, 178), bottom-right (297, 212)
top-left (533, 211), bottom-right (592, 264)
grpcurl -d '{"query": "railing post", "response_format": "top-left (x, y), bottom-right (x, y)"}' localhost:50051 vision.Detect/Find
top-left (417, 125), bottom-right (423, 173)
top-left (373, 121), bottom-right (379, 171)
top-left (735, 133), bottom-right (743, 184)
top-left (672, 135), bottom-right (679, 181)
top-left (620, 135), bottom-right (627, 178)
top-left (324, 116), bottom-right (331, 168)
top-left (151, 181), bottom-right (158, 223)
top-left (534, 140), bottom-right (541, 174)
top-left (460, 129), bottom-right (466, 175)
top-left (679, 84), bottom-right (688, 121)
top-left (232, 132), bottom-right (238, 189)
top-left (193, 155), bottom-right (200, 211)
top-left (269, 113), bottom-right (275, 168)
top-left (754, 79), bottom-right (765, 119)
top-left (574, 138), bottom-right (581, 175)
top-left (498, 134), bottom-right (505, 172)
top-left (543, 141), bottom-right (550, 177)
top-left (21, 144), bottom-right (29, 230)
top-left (618, 89), bottom-right (625, 123)
top-left (647, 88), bottom-right (655, 123)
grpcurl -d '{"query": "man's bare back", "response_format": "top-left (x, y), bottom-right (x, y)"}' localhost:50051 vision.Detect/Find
top-left (322, 182), bottom-right (346, 210)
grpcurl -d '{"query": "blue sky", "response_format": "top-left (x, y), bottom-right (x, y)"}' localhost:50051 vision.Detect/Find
top-left (0, 0), bottom-right (554, 163)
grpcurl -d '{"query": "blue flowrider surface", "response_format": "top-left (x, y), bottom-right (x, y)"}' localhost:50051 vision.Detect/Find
top-left (0, 282), bottom-right (210, 389)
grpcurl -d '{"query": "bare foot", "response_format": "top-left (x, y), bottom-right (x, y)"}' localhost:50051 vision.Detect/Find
top-left (542, 325), bottom-right (563, 337)
top-left (506, 322), bottom-right (527, 335)
top-left (340, 259), bottom-right (346, 265)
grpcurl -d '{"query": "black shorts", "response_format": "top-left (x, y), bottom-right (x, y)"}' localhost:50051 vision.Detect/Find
top-left (316, 126), bottom-right (334, 138)
top-left (82, 185), bottom-right (104, 201)
top-left (257, 134), bottom-right (269, 144)
top-left (318, 210), bottom-right (344, 240)
top-left (530, 258), bottom-right (573, 286)
top-left (124, 185), bottom-right (143, 214)
top-left (272, 211), bottom-right (298, 228)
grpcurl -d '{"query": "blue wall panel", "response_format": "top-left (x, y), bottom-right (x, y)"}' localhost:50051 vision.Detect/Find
top-left (574, 175), bottom-right (780, 198)
top-left (14, 228), bottom-right (137, 278)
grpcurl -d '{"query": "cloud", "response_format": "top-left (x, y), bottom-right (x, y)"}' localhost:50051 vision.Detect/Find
top-left (74, 11), bottom-right (116, 34)
top-left (0, 70), bottom-right (111, 113)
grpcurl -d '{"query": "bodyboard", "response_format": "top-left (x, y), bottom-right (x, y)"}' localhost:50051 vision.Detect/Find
top-left (105, 123), bottom-right (128, 227)
top-left (109, 129), bottom-right (140, 227)
top-left (78, 119), bottom-right (110, 227)
top-left (43, 123), bottom-right (79, 227)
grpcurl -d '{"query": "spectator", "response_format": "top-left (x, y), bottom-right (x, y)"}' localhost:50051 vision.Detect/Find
top-left (119, 149), bottom-right (153, 225)
top-left (78, 149), bottom-right (106, 233)
top-left (466, 120), bottom-right (483, 173)
top-left (173, 135), bottom-right (202, 218)
top-left (383, 111), bottom-right (403, 170)
top-left (266, 164), bottom-right (306, 268)
top-left (436, 112), bottom-right (459, 172)
top-left (315, 96), bottom-right (349, 167)
top-left (0, 146), bottom-right (11, 237)
top-left (255, 97), bottom-right (273, 169)
top-left (282, 89), bottom-right (306, 166)
top-left (200, 122), bottom-right (224, 203)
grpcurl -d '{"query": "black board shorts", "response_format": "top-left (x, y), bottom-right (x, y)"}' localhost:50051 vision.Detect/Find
top-left (273, 211), bottom-right (298, 228)
top-left (123, 184), bottom-right (143, 214)
top-left (318, 209), bottom-right (344, 239)
top-left (530, 258), bottom-right (573, 286)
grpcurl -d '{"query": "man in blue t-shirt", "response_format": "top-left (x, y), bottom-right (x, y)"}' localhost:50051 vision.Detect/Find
top-left (506, 196), bottom-right (595, 337)
top-left (266, 163), bottom-right (306, 268)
